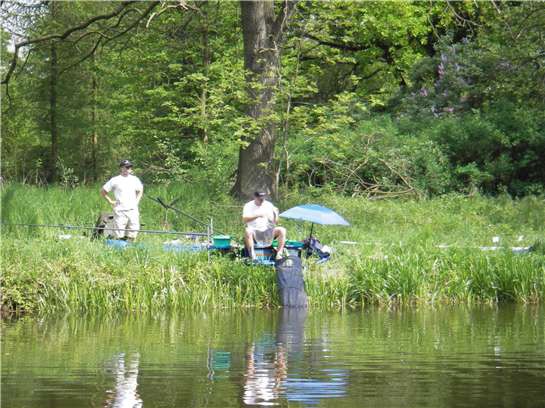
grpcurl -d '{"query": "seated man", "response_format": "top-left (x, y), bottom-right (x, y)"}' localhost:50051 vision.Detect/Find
top-left (243, 191), bottom-right (286, 260)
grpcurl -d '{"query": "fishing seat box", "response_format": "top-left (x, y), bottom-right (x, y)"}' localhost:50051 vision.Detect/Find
top-left (285, 240), bottom-right (304, 257)
top-left (254, 243), bottom-right (274, 261)
top-left (272, 239), bottom-right (304, 257)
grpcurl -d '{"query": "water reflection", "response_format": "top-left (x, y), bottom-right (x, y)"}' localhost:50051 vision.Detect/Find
top-left (104, 352), bottom-right (142, 408)
top-left (242, 308), bottom-right (347, 406)
top-left (207, 348), bottom-right (231, 380)
top-left (2, 305), bottom-right (545, 408)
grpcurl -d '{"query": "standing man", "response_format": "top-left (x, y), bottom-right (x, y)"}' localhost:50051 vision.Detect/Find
top-left (243, 191), bottom-right (286, 260)
top-left (101, 160), bottom-right (143, 241)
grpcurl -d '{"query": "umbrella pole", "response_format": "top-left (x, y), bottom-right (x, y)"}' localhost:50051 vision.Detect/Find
top-left (306, 223), bottom-right (315, 258)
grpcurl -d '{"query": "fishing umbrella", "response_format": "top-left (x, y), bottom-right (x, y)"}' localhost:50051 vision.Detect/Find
top-left (279, 204), bottom-right (350, 239)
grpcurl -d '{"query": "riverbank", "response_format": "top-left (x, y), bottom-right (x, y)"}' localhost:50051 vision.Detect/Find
top-left (1, 184), bottom-right (544, 313)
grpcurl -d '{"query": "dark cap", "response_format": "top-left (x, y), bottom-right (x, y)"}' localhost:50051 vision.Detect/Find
top-left (253, 191), bottom-right (267, 198)
top-left (119, 159), bottom-right (133, 168)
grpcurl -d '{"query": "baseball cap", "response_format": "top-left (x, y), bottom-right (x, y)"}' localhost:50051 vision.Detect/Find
top-left (119, 159), bottom-right (133, 168)
top-left (253, 191), bottom-right (267, 197)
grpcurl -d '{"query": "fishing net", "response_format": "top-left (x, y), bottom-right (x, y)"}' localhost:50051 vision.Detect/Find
top-left (274, 256), bottom-right (307, 308)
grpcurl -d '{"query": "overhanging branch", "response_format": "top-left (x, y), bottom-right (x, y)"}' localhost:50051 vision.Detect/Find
top-left (2, 1), bottom-right (141, 85)
top-left (58, 1), bottom-right (160, 75)
top-left (303, 33), bottom-right (366, 52)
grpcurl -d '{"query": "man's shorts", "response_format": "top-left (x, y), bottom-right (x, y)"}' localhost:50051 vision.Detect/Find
top-left (246, 227), bottom-right (274, 247)
top-left (113, 208), bottom-right (140, 239)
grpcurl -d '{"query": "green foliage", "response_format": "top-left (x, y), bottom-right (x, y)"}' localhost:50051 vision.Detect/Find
top-left (281, 112), bottom-right (451, 197)
top-left (396, 102), bottom-right (545, 195)
top-left (1, 1), bottom-right (544, 197)
top-left (292, 1), bottom-right (451, 106)
top-left (391, 2), bottom-right (545, 196)
top-left (394, 3), bottom-right (545, 116)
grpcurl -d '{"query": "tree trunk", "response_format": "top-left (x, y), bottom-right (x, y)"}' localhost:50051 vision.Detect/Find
top-left (200, 0), bottom-right (210, 144)
top-left (48, 42), bottom-right (59, 183)
top-left (91, 58), bottom-right (98, 181)
top-left (232, 0), bottom-right (296, 200)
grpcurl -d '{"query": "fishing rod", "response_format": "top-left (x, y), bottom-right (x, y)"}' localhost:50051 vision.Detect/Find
top-left (2, 196), bottom-right (232, 238)
top-left (1, 222), bottom-right (209, 237)
top-left (149, 196), bottom-right (229, 236)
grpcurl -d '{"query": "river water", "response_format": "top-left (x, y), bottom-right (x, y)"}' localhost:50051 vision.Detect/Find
top-left (2, 305), bottom-right (544, 408)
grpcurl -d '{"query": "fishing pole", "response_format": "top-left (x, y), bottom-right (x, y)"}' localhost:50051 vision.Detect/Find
top-left (149, 196), bottom-right (229, 236)
top-left (1, 222), bottom-right (209, 237)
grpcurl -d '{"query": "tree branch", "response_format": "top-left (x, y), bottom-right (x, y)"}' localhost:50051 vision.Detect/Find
top-left (361, 67), bottom-right (383, 80)
top-left (58, 1), bottom-right (160, 75)
top-left (146, 1), bottom-right (191, 28)
top-left (303, 33), bottom-right (366, 52)
top-left (104, 1), bottom-right (159, 45)
top-left (68, 5), bottom-right (140, 44)
top-left (4, 1), bottom-right (162, 87)
top-left (272, 0), bottom-right (298, 42)
top-left (59, 37), bottom-right (103, 75)
top-left (2, 1), bottom-right (136, 85)
top-left (71, 29), bottom-right (111, 46)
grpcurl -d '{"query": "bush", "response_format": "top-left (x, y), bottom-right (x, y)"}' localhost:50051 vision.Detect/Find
top-left (284, 115), bottom-right (452, 197)
top-left (417, 103), bottom-right (545, 195)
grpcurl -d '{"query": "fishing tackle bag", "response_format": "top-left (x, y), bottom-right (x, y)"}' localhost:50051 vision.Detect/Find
top-left (92, 212), bottom-right (116, 239)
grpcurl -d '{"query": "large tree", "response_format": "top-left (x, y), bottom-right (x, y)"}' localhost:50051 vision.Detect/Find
top-left (231, 0), bottom-right (297, 199)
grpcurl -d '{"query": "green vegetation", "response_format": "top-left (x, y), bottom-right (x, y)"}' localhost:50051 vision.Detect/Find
top-left (1, 2), bottom-right (544, 313)
top-left (2, 2), bottom-right (545, 197)
top-left (2, 184), bottom-right (544, 314)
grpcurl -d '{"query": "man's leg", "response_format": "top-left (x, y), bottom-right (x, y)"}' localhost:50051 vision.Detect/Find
top-left (125, 209), bottom-right (140, 242)
top-left (273, 226), bottom-right (287, 259)
top-left (244, 228), bottom-right (256, 259)
top-left (113, 210), bottom-right (129, 239)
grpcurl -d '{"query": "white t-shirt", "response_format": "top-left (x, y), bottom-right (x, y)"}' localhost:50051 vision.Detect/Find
top-left (102, 174), bottom-right (143, 211)
top-left (243, 200), bottom-right (277, 231)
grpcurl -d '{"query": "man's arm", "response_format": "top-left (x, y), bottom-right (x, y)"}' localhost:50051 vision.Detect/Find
top-left (101, 188), bottom-right (115, 206)
top-left (271, 206), bottom-right (279, 224)
top-left (135, 188), bottom-right (143, 205)
top-left (264, 206), bottom-right (278, 225)
top-left (134, 178), bottom-right (144, 205)
top-left (242, 213), bottom-right (262, 223)
top-left (242, 205), bottom-right (265, 224)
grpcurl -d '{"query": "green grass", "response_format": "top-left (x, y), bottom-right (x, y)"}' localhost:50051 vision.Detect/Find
top-left (1, 183), bottom-right (544, 314)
